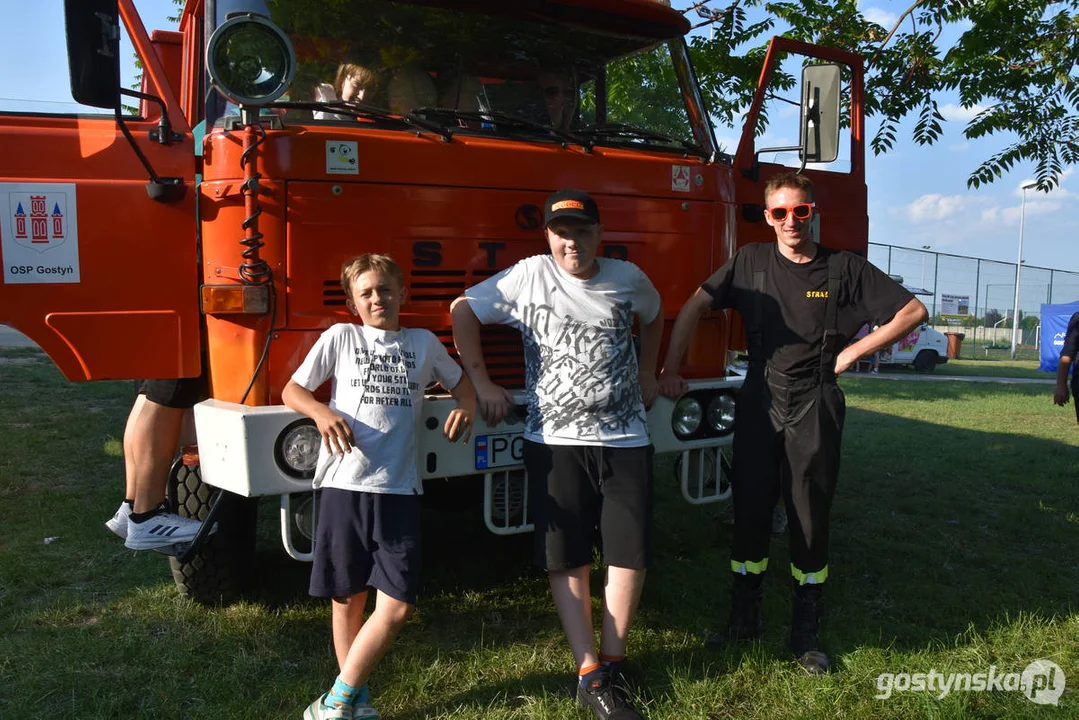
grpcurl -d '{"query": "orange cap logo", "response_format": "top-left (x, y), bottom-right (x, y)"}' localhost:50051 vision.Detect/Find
top-left (551, 200), bottom-right (585, 212)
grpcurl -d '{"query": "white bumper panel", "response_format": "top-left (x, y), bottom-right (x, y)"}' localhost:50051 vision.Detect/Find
top-left (193, 375), bottom-right (744, 497)
top-left (193, 399), bottom-right (315, 497)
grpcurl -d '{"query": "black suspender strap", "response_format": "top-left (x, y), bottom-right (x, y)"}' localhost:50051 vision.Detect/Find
top-left (819, 252), bottom-right (842, 370)
top-left (749, 269), bottom-right (765, 359)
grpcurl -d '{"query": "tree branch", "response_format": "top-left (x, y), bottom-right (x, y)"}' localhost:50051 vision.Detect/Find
top-left (866, 0), bottom-right (933, 68)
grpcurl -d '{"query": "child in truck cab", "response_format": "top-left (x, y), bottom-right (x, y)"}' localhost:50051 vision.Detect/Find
top-left (282, 253), bottom-right (475, 720)
top-left (451, 189), bottom-right (664, 720)
top-left (538, 69), bottom-right (578, 130)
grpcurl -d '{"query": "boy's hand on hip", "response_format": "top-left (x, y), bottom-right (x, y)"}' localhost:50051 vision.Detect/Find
top-left (444, 407), bottom-right (473, 443)
top-left (314, 407), bottom-right (353, 455)
top-left (475, 380), bottom-right (514, 426)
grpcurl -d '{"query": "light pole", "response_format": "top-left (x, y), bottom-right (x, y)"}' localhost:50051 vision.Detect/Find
top-left (1010, 181), bottom-right (1037, 359)
top-left (920, 245), bottom-right (931, 290)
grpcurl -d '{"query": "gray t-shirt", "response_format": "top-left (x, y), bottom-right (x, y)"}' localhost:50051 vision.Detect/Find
top-left (291, 323), bottom-right (463, 494)
top-left (466, 255), bottom-right (661, 447)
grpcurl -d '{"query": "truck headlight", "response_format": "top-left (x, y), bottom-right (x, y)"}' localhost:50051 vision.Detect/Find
top-left (672, 397), bottom-right (703, 439)
top-left (275, 419), bottom-right (320, 479)
top-left (707, 393), bottom-right (736, 434)
top-left (206, 13), bottom-right (295, 105)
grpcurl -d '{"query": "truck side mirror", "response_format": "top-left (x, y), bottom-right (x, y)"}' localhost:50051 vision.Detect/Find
top-left (800, 63), bottom-right (840, 164)
top-left (65, 0), bottom-right (121, 110)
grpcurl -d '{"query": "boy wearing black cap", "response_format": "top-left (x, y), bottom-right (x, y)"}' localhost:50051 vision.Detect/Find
top-left (451, 189), bottom-right (663, 720)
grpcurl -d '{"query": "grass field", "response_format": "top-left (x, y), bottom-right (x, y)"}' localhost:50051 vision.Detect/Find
top-left (876, 358), bottom-right (1051, 380)
top-left (1, 346), bottom-right (1077, 719)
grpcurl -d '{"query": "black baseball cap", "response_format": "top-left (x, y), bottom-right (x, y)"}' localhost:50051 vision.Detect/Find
top-left (544, 188), bottom-right (600, 227)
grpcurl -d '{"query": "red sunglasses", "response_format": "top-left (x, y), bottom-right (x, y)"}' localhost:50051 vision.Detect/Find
top-left (767, 203), bottom-right (815, 222)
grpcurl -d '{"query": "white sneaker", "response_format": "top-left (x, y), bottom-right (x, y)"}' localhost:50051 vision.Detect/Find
top-left (124, 511), bottom-right (214, 551)
top-left (353, 702), bottom-right (379, 719)
top-left (302, 695), bottom-right (354, 720)
top-left (105, 502), bottom-right (132, 539)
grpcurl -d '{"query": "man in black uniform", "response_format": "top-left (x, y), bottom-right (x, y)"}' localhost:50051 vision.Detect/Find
top-left (1053, 311), bottom-right (1079, 422)
top-left (659, 172), bottom-right (926, 674)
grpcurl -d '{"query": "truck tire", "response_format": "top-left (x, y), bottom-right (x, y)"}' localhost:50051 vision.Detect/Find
top-left (167, 459), bottom-right (257, 605)
top-left (913, 349), bottom-right (938, 373)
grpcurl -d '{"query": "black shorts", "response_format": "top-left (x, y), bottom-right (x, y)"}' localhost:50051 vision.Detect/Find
top-left (309, 489), bottom-right (422, 605)
top-left (524, 440), bottom-right (654, 572)
top-left (136, 377), bottom-right (207, 409)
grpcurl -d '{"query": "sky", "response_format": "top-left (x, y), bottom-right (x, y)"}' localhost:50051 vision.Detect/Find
top-left (0, 0), bottom-right (1073, 279)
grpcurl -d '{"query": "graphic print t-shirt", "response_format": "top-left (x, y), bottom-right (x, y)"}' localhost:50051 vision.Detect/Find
top-left (701, 243), bottom-right (914, 374)
top-left (291, 323), bottom-right (463, 494)
top-left (466, 255), bottom-right (661, 447)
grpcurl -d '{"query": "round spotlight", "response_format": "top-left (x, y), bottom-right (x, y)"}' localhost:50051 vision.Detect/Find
top-left (707, 393), bottom-right (736, 434)
top-left (206, 14), bottom-right (295, 106)
top-left (275, 418), bottom-right (320, 479)
top-left (672, 397), bottom-right (703, 439)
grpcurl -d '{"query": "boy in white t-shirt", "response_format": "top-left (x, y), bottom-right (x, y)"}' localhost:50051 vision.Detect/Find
top-left (283, 254), bottom-right (475, 720)
top-left (450, 189), bottom-right (663, 720)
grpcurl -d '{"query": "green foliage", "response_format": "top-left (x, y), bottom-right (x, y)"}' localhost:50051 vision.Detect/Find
top-left (580, 46), bottom-right (694, 142)
top-left (689, 0), bottom-right (1079, 190)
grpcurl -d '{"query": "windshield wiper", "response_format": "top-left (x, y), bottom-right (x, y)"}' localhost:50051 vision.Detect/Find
top-left (268, 100), bottom-right (452, 142)
top-left (578, 123), bottom-right (705, 157)
top-left (408, 107), bottom-right (593, 150)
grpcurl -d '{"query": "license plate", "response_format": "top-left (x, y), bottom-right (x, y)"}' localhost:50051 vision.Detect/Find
top-left (474, 432), bottom-right (524, 470)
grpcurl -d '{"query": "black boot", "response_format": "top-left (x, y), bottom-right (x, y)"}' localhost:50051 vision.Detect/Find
top-left (790, 581), bottom-right (830, 674)
top-left (706, 572), bottom-right (764, 648)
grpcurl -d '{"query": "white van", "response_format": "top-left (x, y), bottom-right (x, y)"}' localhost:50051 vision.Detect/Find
top-left (878, 322), bottom-right (949, 372)
top-left (872, 277), bottom-right (949, 372)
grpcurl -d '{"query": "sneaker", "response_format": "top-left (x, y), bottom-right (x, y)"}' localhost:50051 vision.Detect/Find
top-left (124, 511), bottom-right (215, 551)
top-left (576, 666), bottom-right (643, 720)
top-left (105, 502), bottom-right (132, 539)
top-left (352, 702), bottom-right (379, 719)
top-left (302, 694), bottom-right (353, 720)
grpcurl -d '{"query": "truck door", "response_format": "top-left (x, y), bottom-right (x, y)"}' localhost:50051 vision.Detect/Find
top-left (0, 0), bottom-right (199, 381)
top-left (729, 37), bottom-right (868, 352)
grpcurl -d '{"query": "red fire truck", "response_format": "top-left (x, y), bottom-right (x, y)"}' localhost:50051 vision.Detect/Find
top-left (0, 0), bottom-right (866, 602)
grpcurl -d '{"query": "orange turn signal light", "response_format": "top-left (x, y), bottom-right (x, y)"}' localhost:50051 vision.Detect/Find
top-left (200, 284), bottom-right (271, 314)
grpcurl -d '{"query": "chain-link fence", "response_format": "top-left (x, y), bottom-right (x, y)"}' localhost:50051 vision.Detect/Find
top-left (867, 243), bottom-right (1079, 361)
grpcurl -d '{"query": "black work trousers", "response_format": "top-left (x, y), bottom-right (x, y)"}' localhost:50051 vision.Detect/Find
top-left (730, 364), bottom-right (846, 582)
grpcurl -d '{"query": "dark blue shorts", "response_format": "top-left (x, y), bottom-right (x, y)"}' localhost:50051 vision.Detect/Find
top-left (309, 488), bottom-right (422, 605)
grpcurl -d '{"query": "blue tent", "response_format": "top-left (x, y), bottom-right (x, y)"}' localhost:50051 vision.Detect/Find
top-left (1039, 301), bottom-right (1079, 372)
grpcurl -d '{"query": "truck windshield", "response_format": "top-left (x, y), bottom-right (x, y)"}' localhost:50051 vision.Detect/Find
top-left (214, 0), bottom-right (706, 154)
